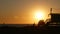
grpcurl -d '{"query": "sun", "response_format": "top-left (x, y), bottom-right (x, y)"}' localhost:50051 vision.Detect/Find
top-left (34, 10), bottom-right (45, 22)
top-left (35, 12), bottom-right (43, 19)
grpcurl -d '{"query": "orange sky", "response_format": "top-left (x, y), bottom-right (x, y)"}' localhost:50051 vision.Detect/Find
top-left (0, 0), bottom-right (60, 24)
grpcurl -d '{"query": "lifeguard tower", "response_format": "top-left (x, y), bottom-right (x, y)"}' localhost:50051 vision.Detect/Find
top-left (46, 8), bottom-right (60, 27)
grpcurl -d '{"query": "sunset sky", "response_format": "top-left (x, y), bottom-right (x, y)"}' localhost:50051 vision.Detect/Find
top-left (0, 0), bottom-right (60, 24)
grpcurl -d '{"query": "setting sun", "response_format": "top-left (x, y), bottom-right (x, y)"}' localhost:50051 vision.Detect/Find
top-left (33, 10), bottom-right (45, 24)
top-left (34, 10), bottom-right (44, 20)
top-left (35, 12), bottom-right (43, 19)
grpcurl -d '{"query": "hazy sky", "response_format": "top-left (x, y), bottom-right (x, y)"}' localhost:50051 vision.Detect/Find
top-left (0, 0), bottom-right (60, 24)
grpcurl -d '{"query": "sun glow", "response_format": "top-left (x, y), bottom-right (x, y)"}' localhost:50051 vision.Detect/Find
top-left (35, 10), bottom-right (44, 19)
top-left (35, 12), bottom-right (43, 19)
top-left (34, 10), bottom-right (45, 24)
